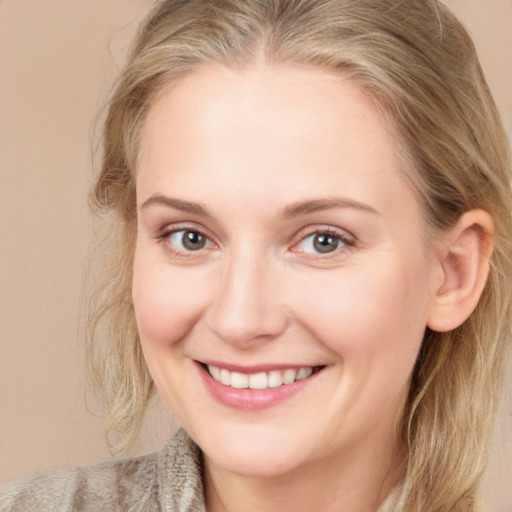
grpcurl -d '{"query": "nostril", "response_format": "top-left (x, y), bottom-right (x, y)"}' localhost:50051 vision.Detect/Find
top-left (205, 301), bottom-right (289, 347)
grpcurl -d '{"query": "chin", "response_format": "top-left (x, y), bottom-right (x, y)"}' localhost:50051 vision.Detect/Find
top-left (193, 424), bottom-right (311, 478)
top-left (207, 446), bottom-right (303, 478)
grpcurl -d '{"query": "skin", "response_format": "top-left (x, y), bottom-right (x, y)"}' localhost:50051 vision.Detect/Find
top-left (131, 63), bottom-right (485, 511)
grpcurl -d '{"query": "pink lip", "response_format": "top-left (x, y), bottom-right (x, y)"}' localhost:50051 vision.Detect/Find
top-left (195, 361), bottom-right (324, 410)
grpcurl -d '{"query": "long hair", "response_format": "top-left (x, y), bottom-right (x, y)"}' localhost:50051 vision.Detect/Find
top-left (87, 1), bottom-right (512, 509)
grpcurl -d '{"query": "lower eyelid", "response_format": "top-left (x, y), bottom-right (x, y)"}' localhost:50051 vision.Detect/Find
top-left (154, 226), bottom-right (353, 257)
top-left (157, 228), bottom-right (217, 257)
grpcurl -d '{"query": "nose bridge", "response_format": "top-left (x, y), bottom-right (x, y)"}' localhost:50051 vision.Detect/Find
top-left (206, 242), bottom-right (287, 345)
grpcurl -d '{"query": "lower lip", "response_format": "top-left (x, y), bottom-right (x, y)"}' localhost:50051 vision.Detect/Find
top-left (196, 363), bottom-right (323, 410)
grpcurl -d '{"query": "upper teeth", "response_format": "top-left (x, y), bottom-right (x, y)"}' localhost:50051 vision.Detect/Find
top-left (207, 365), bottom-right (314, 389)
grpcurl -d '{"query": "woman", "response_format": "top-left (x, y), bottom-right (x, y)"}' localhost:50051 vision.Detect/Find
top-left (2, 0), bottom-right (511, 510)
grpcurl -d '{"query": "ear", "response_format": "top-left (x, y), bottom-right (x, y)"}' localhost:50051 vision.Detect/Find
top-left (427, 209), bottom-right (495, 333)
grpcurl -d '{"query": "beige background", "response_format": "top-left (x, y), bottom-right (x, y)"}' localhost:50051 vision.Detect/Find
top-left (1, 0), bottom-right (511, 507)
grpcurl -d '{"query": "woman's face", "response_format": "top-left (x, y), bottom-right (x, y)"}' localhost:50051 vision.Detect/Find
top-left (133, 64), bottom-right (440, 477)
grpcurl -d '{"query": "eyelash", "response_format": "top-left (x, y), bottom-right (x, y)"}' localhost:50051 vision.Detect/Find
top-left (291, 227), bottom-right (355, 259)
top-left (155, 225), bottom-right (215, 258)
top-left (154, 225), bottom-right (355, 259)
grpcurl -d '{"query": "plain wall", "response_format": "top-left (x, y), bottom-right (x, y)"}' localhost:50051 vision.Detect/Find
top-left (0, 0), bottom-right (170, 485)
top-left (1, 0), bottom-right (511, 507)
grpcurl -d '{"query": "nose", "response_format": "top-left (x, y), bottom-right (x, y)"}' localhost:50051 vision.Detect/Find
top-left (205, 248), bottom-right (289, 347)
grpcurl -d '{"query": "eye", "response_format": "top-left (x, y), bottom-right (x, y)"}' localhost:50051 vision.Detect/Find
top-left (168, 230), bottom-right (209, 251)
top-left (295, 231), bottom-right (349, 254)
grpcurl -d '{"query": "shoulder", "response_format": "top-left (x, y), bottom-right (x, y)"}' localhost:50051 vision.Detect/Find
top-left (0, 429), bottom-right (205, 512)
top-left (0, 450), bottom-right (159, 512)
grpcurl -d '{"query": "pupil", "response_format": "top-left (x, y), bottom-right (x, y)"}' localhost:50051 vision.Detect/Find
top-left (183, 231), bottom-right (205, 250)
top-left (313, 234), bottom-right (337, 253)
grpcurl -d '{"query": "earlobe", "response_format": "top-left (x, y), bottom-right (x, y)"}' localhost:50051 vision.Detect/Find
top-left (427, 209), bottom-right (494, 333)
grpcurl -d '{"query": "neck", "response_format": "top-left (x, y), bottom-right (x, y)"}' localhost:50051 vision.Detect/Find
top-left (204, 431), bottom-right (406, 512)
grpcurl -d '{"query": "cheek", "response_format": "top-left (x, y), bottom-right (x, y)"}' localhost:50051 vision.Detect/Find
top-left (290, 259), bottom-right (430, 377)
top-left (132, 251), bottom-right (210, 347)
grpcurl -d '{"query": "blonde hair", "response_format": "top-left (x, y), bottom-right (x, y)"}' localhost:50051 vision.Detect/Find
top-left (88, 1), bottom-right (512, 509)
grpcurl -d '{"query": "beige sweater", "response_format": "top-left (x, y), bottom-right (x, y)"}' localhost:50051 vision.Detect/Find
top-left (0, 429), bottom-right (400, 511)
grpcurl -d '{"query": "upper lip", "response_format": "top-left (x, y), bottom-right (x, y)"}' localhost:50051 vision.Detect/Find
top-left (197, 359), bottom-right (325, 374)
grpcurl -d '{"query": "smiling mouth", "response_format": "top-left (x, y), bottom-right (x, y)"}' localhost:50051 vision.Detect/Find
top-left (203, 364), bottom-right (324, 390)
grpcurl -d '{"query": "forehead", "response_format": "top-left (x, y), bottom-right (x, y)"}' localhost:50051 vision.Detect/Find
top-left (140, 63), bottom-right (389, 159)
top-left (137, 63), bottom-right (417, 219)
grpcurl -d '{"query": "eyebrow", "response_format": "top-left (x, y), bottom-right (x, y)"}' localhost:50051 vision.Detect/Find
top-left (280, 197), bottom-right (379, 218)
top-left (140, 194), bottom-right (211, 216)
top-left (140, 194), bottom-right (379, 218)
